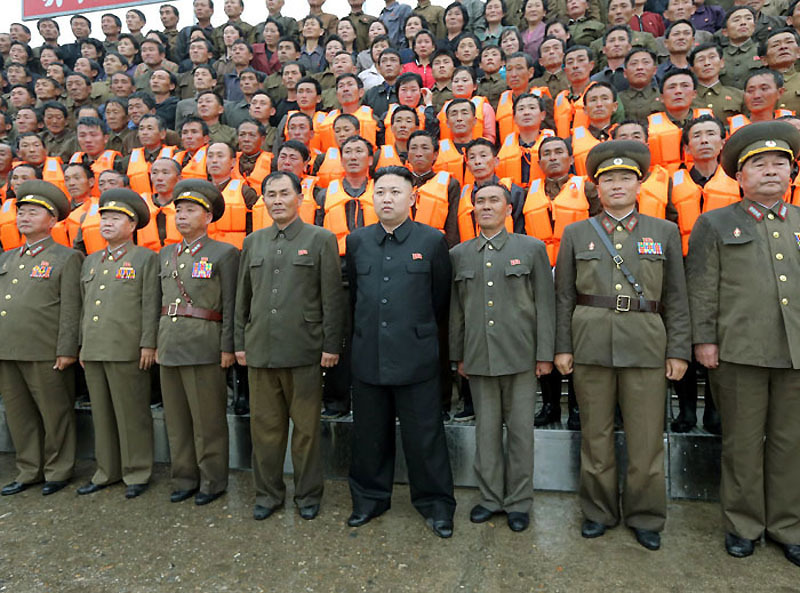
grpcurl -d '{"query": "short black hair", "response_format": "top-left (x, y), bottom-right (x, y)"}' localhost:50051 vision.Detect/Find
top-left (611, 119), bottom-right (649, 141)
top-left (262, 170), bottom-right (302, 195)
top-left (276, 139), bottom-right (310, 162)
top-left (407, 129), bottom-right (437, 149)
top-left (374, 165), bottom-right (414, 185)
top-left (181, 116), bottom-right (211, 136)
top-left (681, 114), bottom-right (727, 146)
top-left (465, 137), bottom-right (497, 156)
top-left (723, 5), bottom-right (756, 28)
top-left (446, 97), bottom-right (476, 116)
top-left (396, 72), bottom-right (424, 89)
top-left (77, 116), bottom-right (108, 133)
top-left (473, 182), bottom-right (511, 203)
top-left (743, 67), bottom-right (784, 89)
top-left (340, 135), bottom-right (374, 156)
top-left (584, 80), bottom-right (618, 102)
top-left (391, 105), bottom-right (420, 125)
top-left (687, 42), bottom-right (723, 66)
top-left (659, 67), bottom-right (697, 93)
top-left (538, 135), bottom-right (571, 158)
top-left (296, 76), bottom-right (322, 96)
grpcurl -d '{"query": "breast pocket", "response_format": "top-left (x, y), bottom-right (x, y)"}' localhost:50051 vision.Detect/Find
top-left (248, 256), bottom-right (264, 284)
top-left (574, 249), bottom-right (603, 293)
top-left (406, 261), bottom-right (432, 274)
top-left (454, 269), bottom-right (475, 283)
top-left (637, 252), bottom-right (666, 298)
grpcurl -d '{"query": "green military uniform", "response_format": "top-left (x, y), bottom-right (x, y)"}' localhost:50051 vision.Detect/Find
top-left (158, 180), bottom-right (239, 501)
top-left (432, 84), bottom-right (454, 114)
top-left (450, 228), bottom-right (555, 517)
top-left (532, 70), bottom-right (569, 99)
top-left (692, 83), bottom-right (744, 122)
top-left (719, 39), bottom-right (761, 88)
top-left (554, 0), bottom-right (602, 21)
top-left (42, 129), bottom-right (78, 163)
top-left (105, 128), bottom-right (137, 155)
top-left (348, 11), bottom-right (379, 52)
top-left (590, 31), bottom-right (658, 70)
top-left (778, 69), bottom-right (800, 115)
top-left (208, 122), bottom-right (238, 150)
top-left (0, 181), bottom-right (82, 490)
top-left (477, 72), bottom-right (506, 112)
top-left (618, 84), bottom-right (661, 123)
top-left (80, 190), bottom-right (159, 490)
top-left (413, 1), bottom-right (445, 37)
top-left (554, 142), bottom-right (691, 535)
top-left (213, 19), bottom-right (257, 55)
top-left (263, 72), bottom-right (288, 106)
top-left (686, 121), bottom-right (800, 554)
top-left (314, 69), bottom-right (336, 92)
top-left (256, 15), bottom-right (299, 43)
top-left (568, 17), bottom-right (605, 47)
top-left (235, 213), bottom-right (345, 512)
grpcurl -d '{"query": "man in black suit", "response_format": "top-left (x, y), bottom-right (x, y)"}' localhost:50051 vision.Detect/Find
top-left (345, 166), bottom-right (456, 538)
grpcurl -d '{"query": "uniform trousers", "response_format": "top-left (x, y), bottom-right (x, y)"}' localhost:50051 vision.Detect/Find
top-left (160, 363), bottom-right (228, 495)
top-left (83, 361), bottom-right (154, 486)
top-left (470, 369), bottom-right (537, 513)
top-left (322, 285), bottom-right (351, 413)
top-left (710, 361), bottom-right (800, 544)
top-left (349, 375), bottom-right (456, 521)
top-left (249, 364), bottom-right (324, 509)
top-left (573, 363), bottom-right (667, 532)
top-left (0, 360), bottom-right (75, 483)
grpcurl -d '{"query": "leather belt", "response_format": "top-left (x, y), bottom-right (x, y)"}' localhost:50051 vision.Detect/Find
top-left (576, 294), bottom-right (663, 314)
top-left (161, 303), bottom-right (222, 322)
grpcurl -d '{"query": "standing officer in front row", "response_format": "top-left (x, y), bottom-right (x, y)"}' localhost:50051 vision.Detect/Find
top-left (449, 182), bottom-right (556, 533)
top-left (686, 121), bottom-right (800, 567)
top-left (0, 180), bottom-right (82, 497)
top-left (346, 166), bottom-right (456, 539)
top-left (158, 179), bottom-right (239, 506)
top-left (235, 171), bottom-right (345, 522)
top-left (554, 141), bottom-right (691, 551)
top-left (76, 189), bottom-right (160, 500)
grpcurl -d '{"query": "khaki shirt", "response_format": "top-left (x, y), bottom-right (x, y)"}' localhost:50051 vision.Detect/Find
top-left (0, 237), bottom-right (83, 360)
top-left (719, 39), bottom-right (761, 88)
top-left (450, 229), bottom-right (555, 376)
top-left (432, 84), bottom-right (454, 114)
top-left (80, 242), bottom-right (160, 361)
top-left (477, 72), bottom-right (507, 111)
top-left (692, 83), bottom-right (744, 121)
top-left (414, 2), bottom-right (445, 38)
top-left (778, 69), bottom-right (800, 115)
top-left (263, 72), bottom-right (288, 105)
top-left (619, 85), bottom-right (661, 123)
top-left (686, 200), bottom-right (800, 369)
top-left (234, 217), bottom-right (345, 368)
top-left (532, 70), bottom-right (569, 99)
top-left (349, 11), bottom-right (379, 51)
top-left (106, 128), bottom-right (137, 155)
top-left (554, 211), bottom-right (691, 367)
top-left (208, 122), bottom-right (238, 150)
top-left (43, 129), bottom-right (79, 162)
top-left (568, 17), bottom-right (605, 47)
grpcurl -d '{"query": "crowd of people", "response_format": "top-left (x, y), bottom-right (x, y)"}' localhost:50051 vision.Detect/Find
top-left (0, 0), bottom-right (798, 570)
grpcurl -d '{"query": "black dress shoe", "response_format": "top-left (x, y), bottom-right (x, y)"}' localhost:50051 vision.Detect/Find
top-left (725, 532), bottom-right (755, 558)
top-left (567, 408), bottom-right (581, 431)
top-left (703, 410), bottom-right (722, 435)
top-left (581, 519), bottom-right (607, 538)
top-left (2, 481), bottom-right (31, 496)
top-left (534, 402), bottom-right (560, 427)
top-left (42, 481), bottom-right (69, 496)
top-left (633, 528), bottom-right (661, 551)
top-left (428, 518), bottom-right (453, 538)
top-left (469, 504), bottom-right (497, 523)
top-left (195, 490), bottom-right (225, 506)
top-left (670, 413), bottom-right (697, 433)
top-left (347, 512), bottom-right (374, 527)
top-left (125, 483), bottom-right (148, 499)
top-left (783, 544), bottom-right (800, 567)
top-left (77, 482), bottom-right (107, 495)
top-left (299, 504), bottom-right (320, 520)
top-left (253, 504), bottom-right (282, 520)
top-left (507, 512), bottom-right (530, 532)
top-left (170, 488), bottom-right (199, 503)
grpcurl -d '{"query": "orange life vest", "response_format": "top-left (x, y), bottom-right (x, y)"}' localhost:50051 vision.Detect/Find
top-left (208, 179), bottom-right (248, 249)
top-left (78, 199), bottom-right (105, 254)
top-left (316, 147), bottom-right (345, 189)
top-left (63, 198), bottom-right (93, 247)
top-left (647, 109), bottom-right (712, 174)
top-left (787, 171), bottom-right (800, 206)
top-left (284, 110), bottom-right (328, 153)
top-left (137, 193), bottom-right (181, 251)
top-left (383, 104), bottom-right (427, 146)
top-left (232, 151), bottom-right (274, 194)
top-left (433, 139), bottom-right (473, 187)
top-left (318, 106), bottom-right (378, 151)
top-left (173, 145), bottom-right (209, 180)
top-left (375, 144), bottom-right (406, 170)
top-left (496, 87), bottom-right (552, 142)
top-left (671, 166), bottom-right (741, 255)
top-left (252, 176), bottom-right (319, 230)
top-left (637, 165), bottom-right (671, 219)
top-left (437, 96), bottom-right (488, 142)
top-left (0, 198), bottom-right (22, 250)
top-left (554, 89), bottom-right (588, 139)
top-left (323, 179), bottom-right (378, 255)
top-left (42, 157), bottom-right (67, 194)
top-left (413, 171), bottom-right (451, 232)
top-left (523, 175), bottom-right (590, 266)
top-left (728, 109), bottom-right (794, 134)
top-left (127, 146), bottom-right (177, 195)
top-left (69, 150), bottom-right (121, 197)
top-left (571, 126), bottom-right (603, 177)
top-left (495, 130), bottom-right (554, 189)
top-left (457, 178), bottom-right (513, 242)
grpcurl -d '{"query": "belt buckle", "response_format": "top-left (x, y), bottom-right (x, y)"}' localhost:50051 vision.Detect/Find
top-left (615, 295), bottom-right (631, 312)
top-left (167, 302), bottom-right (178, 317)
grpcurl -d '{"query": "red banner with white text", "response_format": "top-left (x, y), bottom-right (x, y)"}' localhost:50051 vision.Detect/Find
top-left (22, 0), bottom-right (164, 20)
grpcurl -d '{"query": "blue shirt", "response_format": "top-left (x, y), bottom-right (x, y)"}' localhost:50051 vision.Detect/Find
top-left (380, 2), bottom-right (413, 48)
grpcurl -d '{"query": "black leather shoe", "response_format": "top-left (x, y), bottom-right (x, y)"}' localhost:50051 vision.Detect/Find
top-left (470, 504), bottom-right (497, 523)
top-left (125, 483), bottom-right (148, 499)
top-left (42, 481), bottom-right (69, 496)
top-left (670, 413), bottom-right (697, 433)
top-left (703, 410), bottom-right (722, 435)
top-left (428, 518), bottom-right (453, 538)
top-left (725, 533), bottom-right (755, 558)
top-left (783, 544), bottom-right (800, 567)
top-left (195, 490), bottom-right (225, 506)
top-left (77, 482), bottom-right (107, 495)
top-left (347, 512), bottom-right (374, 527)
top-left (581, 519), bottom-right (606, 538)
top-left (2, 481), bottom-right (32, 496)
top-left (508, 512), bottom-right (530, 532)
top-left (633, 528), bottom-right (661, 550)
top-left (534, 402), bottom-right (560, 427)
top-left (567, 408), bottom-right (581, 431)
top-left (253, 504), bottom-right (281, 520)
top-left (299, 504), bottom-right (320, 520)
top-left (170, 488), bottom-right (198, 503)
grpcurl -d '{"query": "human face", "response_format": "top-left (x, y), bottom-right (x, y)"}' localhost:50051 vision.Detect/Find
top-left (466, 145), bottom-right (498, 181)
top-left (66, 75), bottom-right (90, 101)
top-left (456, 37), bottom-right (479, 64)
top-left (181, 122), bottom-right (209, 152)
top-left (97, 171), bottom-right (126, 193)
top-left (405, 16), bottom-right (423, 41)
top-left (197, 94), bottom-right (224, 121)
top-left (127, 98), bottom-right (150, 126)
top-left (10, 166), bottom-right (37, 192)
top-left (6, 66), bottom-right (29, 87)
top-left (391, 111), bottom-right (417, 143)
top-left (662, 74), bottom-right (696, 113)
top-left (103, 53), bottom-right (124, 76)
top-left (452, 70), bottom-right (476, 98)
top-left (302, 18), bottom-right (323, 42)
top-left (16, 204), bottom-right (55, 242)
top-left (264, 22), bottom-right (281, 47)
top-left (445, 8), bottom-right (465, 34)
top-left (71, 18), bottom-right (90, 39)
top-left (446, 103), bottom-right (476, 138)
top-left (17, 135), bottom-right (46, 165)
top-left (268, 0), bottom-right (285, 12)
top-left (0, 145), bottom-right (13, 173)
top-left (277, 41), bottom-right (299, 63)
top-left (286, 117), bottom-right (312, 143)
top-left (398, 81), bottom-right (421, 107)
top-left (744, 73), bottom-right (782, 115)
top-left (10, 87), bottom-right (33, 109)
top-left (379, 53), bottom-right (402, 80)
top-left (432, 54), bottom-right (455, 82)
top-left (77, 125), bottom-right (107, 157)
top-left (597, 170), bottom-right (640, 215)
top-left (608, 0), bottom-right (634, 25)
top-left (473, 185), bottom-right (511, 235)
top-left (39, 48), bottom-right (60, 69)
top-left (194, 0), bottom-right (214, 20)
top-left (584, 86), bottom-right (617, 126)
top-left (691, 47), bottom-right (723, 84)
top-left (102, 15), bottom-right (120, 37)
top-left (140, 42), bottom-right (163, 67)
top-left (538, 38), bottom-right (564, 71)
top-left (666, 0), bottom-right (695, 20)
top-left (566, 0), bottom-right (589, 19)
top-left (44, 107), bottom-right (66, 135)
top-left (514, 97), bottom-right (544, 131)
top-left (737, 152), bottom-right (792, 203)
top-left (540, 140), bottom-right (572, 178)
top-left (505, 56), bottom-right (532, 91)
top-left (296, 83), bottom-right (319, 111)
top-left (276, 147), bottom-right (306, 177)
top-left (624, 50), bottom-right (656, 89)
top-left (341, 140), bottom-right (370, 176)
top-left (373, 174), bottom-right (413, 229)
top-left (325, 39), bottom-right (344, 64)
top-left (604, 30), bottom-right (631, 61)
top-left (150, 160), bottom-right (180, 197)
top-left (34, 79), bottom-right (57, 102)
top-left (15, 111), bottom-right (39, 134)
top-left (614, 122), bottom-right (647, 143)
top-left (223, 25), bottom-right (241, 48)
top-left (263, 175), bottom-right (302, 227)
top-left (281, 65), bottom-right (302, 90)
top-left (485, 0), bottom-right (504, 25)
top-left (524, 0), bottom-right (546, 25)
top-left (205, 143), bottom-right (234, 179)
top-left (725, 9), bottom-right (755, 43)
top-left (38, 19), bottom-right (59, 42)
top-left (193, 68), bottom-right (215, 92)
top-left (407, 135), bottom-right (437, 173)
top-left (175, 201), bottom-right (212, 240)
top-left (160, 6), bottom-right (179, 29)
top-left (686, 121), bottom-right (723, 161)
top-left (189, 40), bottom-right (211, 64)
top-left (764, 32), bottom-right (800, 69)
top-left (334, 121), bottom-right (359, 147)
top-left (73, 58), bottom-right (94, 79)
top-left (371, 40), bottom-right (390, 64)
top-left (100, 211), bottom-right (136, 244)
top-left (238, 122), bottom-right (264, 155)
top-left (138, 118), bottom-right (166, 150)
top-left (240, 72), bottom-right (260, 96)
top-left (9, 45), bottom-right (29, 65)
top-left (126, 10), bottom-right (145, 33)
top-left (117, 38), bottom-right (136, 59)
top-left (332, 54), bottom-right (355, 76)
top-left (150, 70), bottom-right (174, 95)
top-left (224, 0), bottom-right (243, 18)
top-left (337, 20), bottom-right (356, 46)
top-left (231, 43), bottom-right (252, 66)
top-left (336, 76), bottom-right (362, 107)
top-left (111, 73), bottom-right (134, 98)
top-left (480, 47), bottom-right (503, 74)
top-left (666, 23), bottom-right (694, 55)
top-left (249, 94), bottom-right (274, 123)
top-left (368, 21), bottom-right (388, 41)
top-left (565, 49), bottom-right (594, 85)
top-left (65, 166), bottom-right (92, 200)
top-left (546, 22), bottom-right (569, 42)
top-left (105, 101), bottom-right (130, 131)
top-left (414, 34), bottom-right (434, 60)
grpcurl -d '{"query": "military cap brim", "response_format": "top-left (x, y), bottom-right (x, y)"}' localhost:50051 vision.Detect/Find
top-left (99, 188), bottom-right (151, 230)
top-left (15, 179), bottom-right (71, 221)
top-left (172, 179), bottom-right (226, 223)
top-left (720, 120), bottom-right (800, 179)
top-left (585, 140), bottom-right (651, 184)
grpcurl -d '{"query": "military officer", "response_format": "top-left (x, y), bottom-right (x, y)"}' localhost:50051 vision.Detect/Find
top-left (686, 121), bottom-right (800, 567)
top-left (450, 182), bottom-right (556, 533)
top-left (157, 179), bottom-right (239, 506)
top-left (235, 171), bottom-right (345, 521)
top-left (76, 189), bottom-right (160, 499)
top-left (346, 166), bottom-right (456, 539)
top-left (554, 141), bottom-right (691, 551)
top-left (0, 180), bottom-right (82, 497)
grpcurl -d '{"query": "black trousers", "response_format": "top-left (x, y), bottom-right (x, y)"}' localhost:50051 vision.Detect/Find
top-left (349, 375), bottom-right (456, 521)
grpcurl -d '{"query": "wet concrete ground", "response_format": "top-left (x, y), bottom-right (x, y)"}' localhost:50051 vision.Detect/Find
top-left (0, 453), bottom-right (796, 593)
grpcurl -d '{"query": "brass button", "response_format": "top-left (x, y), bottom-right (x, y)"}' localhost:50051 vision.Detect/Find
top-left (108, 256), bottom-right (113, 262)
top-left (781, 297), bottom-right (789, 305)
top-left (486, 261), bottom-right (492, 267)
top-left (487, 281), bottom-right (493, 287)
top-left (276, 249), bottom-right (282, 255)
top-left (0, 311), bottom-right (6, 317)
top-left (11, 279), bottom-right (17, 284)
top-left (18, 264), bottom-right (24, 269)
top-left (92, 315), bottom-right (99, 321)
top-left (488, 320), bottom-right (494, 326)
top-left (25, 250), bottom-right (30, 255)
top-left (615, 283), bottom-right (623, 290)
top-left (4, 295), bottom-right (10, 300)
top-left (95, 300), bottom-right (101, 305)
top-left (103, 269), bottom-right (108, 275)
top-left (171, 317), bottom-right (178, 323)
top-left (175, 298), bottom-right (181, 304)
top-left (615, 243), bottom-right (623, 250)
top-left (488, 300), bottom-right (494, 307)
top-left (179, 263), bottom-right (185, 269)
top-left (776, 253), bottom-right (784, 261)
top-left (768, 213), bottom-right (775, 220)
top-left (780, 275), bottom-right (787, 282)
top-left (184, 249), bottom-right (190, 254)
top-left (488, 245), bottom-right (494, 250)
top-left (271, 309), bottom-right (277, 314)
top-left (773, 231), bottom-right (780, 238)
top-left (616, 225), bottom-right (623, 232)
